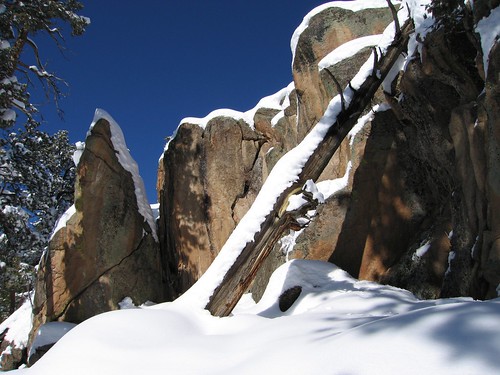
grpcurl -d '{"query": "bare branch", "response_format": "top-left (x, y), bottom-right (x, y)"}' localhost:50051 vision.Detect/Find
top-left (386, 0), bottom-right (401, 34)
top-left (324, 69), bottom-right (346, 111)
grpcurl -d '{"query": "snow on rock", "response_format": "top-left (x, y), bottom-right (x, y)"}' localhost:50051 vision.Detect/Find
top-left (179, 82), bottom-right (295, 130)
top-left (476, 5), bottom-right (500, 76)
top-left (291, 0), bottom-right (391, 67)
top-left (412, 240), bottom-right (431, 261)
top-left (405, 0), bottom-right (435, 59)
top-left (71, 141), bottom-right (85, 167)
top-left (0, 298), bottom-right (32, 370)
top-left (0, 299), bottom-right (32, 349)
top-left (318, 34), bottom-right (384, 70)
top-left (90, 109), bottom-right (157, 241)
top-left (49, 204), bottom-right (76, 241)
top-left (17, 260), bottom-right (500, 375)
top-left (150, 203), bottom-right (160, 222)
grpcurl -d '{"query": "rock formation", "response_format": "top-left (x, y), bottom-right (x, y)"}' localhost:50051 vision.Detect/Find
top-left (158, 0), bottom-right (500, 301)
top-left (2, 0), bottom-right (499, 370)
top-left (30, 111), bottom-right (163, 342)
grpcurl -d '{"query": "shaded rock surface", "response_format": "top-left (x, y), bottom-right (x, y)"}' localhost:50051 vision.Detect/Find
top-left (30, 118), bottom-right (163, 345)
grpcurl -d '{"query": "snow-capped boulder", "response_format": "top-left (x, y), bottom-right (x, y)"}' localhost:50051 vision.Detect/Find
top-left (30, 112), bottom-right (164, 348)
top-left (291, 1), bottom-right (392, 138)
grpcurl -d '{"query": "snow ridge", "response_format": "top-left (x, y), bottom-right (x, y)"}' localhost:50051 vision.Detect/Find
top-left (178, 82), bottom-right (295, 130)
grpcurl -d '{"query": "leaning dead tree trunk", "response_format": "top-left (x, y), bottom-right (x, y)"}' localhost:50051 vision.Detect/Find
top-left (206, 17), bottom-right (414, 317)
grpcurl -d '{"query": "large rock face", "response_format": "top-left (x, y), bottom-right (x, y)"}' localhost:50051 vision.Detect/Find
top-left (158, 118), bottom-right (269, 297)
top-left (158, 1), bottom-right (500, 301)
top-left (31, 115), bottom-right (163, 341)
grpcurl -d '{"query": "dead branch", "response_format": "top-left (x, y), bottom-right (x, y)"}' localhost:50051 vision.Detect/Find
top-left (386, 0), bottom-right (401, 34)
top-left (324, 69), bottom-right (346, 111)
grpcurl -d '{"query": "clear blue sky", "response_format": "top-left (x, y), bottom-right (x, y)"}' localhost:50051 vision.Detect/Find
top-left (35, 0), bottom-right (327, 202)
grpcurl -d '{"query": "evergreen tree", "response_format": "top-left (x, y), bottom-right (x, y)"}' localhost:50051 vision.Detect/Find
top-left (0, 1), bottom-right (88, 321)
top-left (0, 125), bottom-right (76, 319)
top-left (0, 0), bottom-right (88, 128)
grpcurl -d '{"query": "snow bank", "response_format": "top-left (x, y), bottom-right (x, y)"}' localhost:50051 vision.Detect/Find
top-left (18, 260), bottom-right (500, 375)
top-left (90, 109), bottom-right (157, 241)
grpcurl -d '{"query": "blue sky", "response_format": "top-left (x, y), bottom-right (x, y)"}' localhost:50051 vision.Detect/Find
top-left (34, 0), bottom-right (328, 202)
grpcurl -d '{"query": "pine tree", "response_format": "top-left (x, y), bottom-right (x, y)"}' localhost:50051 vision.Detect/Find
top-left (0, 126), bottom-right (76, 320)
top-left (0, 0), bottom-right (89, 128)
top-left (0, 1), bottom-right (88, 321)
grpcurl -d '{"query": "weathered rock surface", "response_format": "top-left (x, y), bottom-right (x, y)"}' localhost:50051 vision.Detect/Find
top-left (292, 5), bottom-right (392, 137)
top-left (158, 119), bottom-right (268, 297)
top-left (158, 1), bottom-right (500, 301)
top-left (31, 117), bottom-right (163, 344)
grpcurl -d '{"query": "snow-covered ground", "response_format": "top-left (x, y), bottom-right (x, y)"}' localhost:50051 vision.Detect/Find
top-left (11, 259), bottom-right (500, 374)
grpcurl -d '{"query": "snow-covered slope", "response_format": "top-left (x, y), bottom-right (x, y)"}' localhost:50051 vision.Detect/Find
top-left (14, 260), bottom-right (500, 374)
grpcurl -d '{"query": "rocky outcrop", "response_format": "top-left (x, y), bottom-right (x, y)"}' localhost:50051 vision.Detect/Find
top-left (157, 1), bottom-right (395, 299)
top-left (158, 1), bottom-right (500, 301)
top-left (292, 4), bottom-right (391, 137)
top-left (31, 113), bottom-right (163, 343)
top-left (158, 118), bottom-right (269, 297)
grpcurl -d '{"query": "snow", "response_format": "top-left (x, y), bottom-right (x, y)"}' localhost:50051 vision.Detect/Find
top-left (150, 203), bottom-right (160, 221)
top-left (28, 322), bottom-right (76, 361)
top-left (179, 82), bottom-right (295, 130)
top-left (49, 204), bottom-right (76, 241)
top-left (405, 0), bottom-right (435, 59)
top-left (1, 108), bottom-right (16, 122)
top-left (0, 298), bottom-right (32, 368)
top-left (90, 109), bottom-right (158, 241)
top-left (71, 141), bottom-right (85, 166)
top-left (13, 259), bottom-right (500, 375)
top-left (412, 240), bottom-right (431, 260)
top-left (318, 34), bottom-right (384, 70)
top-left (291, 0), bottom-right (392, 67)
top-left (117, 297), bottom-right (137, 310)
top-left (0, 40), bottom-right (10, 49)
top-left (476, 6), bottom-right (500, 76)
